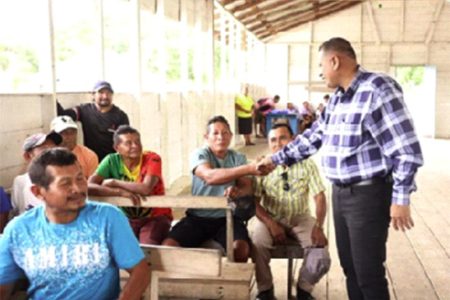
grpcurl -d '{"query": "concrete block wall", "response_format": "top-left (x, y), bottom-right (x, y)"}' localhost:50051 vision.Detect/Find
top-left (0, 94), bottom-right (54, 187)
top-left (271, 0), bottom-right (450, 139)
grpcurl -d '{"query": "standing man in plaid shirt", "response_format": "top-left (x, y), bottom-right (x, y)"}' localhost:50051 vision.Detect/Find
top-left (258, 37), bottom-right (423, 300)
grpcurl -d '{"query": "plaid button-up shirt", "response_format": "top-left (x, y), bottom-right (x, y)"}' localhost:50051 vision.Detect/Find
top-left (272, 67), bottom-right (424, 205)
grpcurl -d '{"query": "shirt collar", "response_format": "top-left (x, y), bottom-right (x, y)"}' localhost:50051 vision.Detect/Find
top-left (336, 65), bottom-right (365, 100)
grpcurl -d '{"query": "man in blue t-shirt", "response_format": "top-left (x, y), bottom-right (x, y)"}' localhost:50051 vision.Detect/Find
top-left (162, 115), bottom-right (264, 262)
top-left (0, 148), bottom-right (150, 300)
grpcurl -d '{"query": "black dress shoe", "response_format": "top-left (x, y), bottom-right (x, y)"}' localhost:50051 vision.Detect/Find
top-left (256, 286), bottom-right (275, 300)
top-left (296, 287), bottom-right (315, 300)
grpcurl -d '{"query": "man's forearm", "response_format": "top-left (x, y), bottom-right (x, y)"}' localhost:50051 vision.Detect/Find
top-left (120, 259), bottom-right (150, 300)
top-left (313, 192), bottom-right (327, 227)
top-left (255, 200), bottom-right (275, 227)
top-left (0, 283), bottom-right (14, 300)
top-left (88, 183), bottom-right (123, 197)
top-left (201, 164), bottom-right (256, 185)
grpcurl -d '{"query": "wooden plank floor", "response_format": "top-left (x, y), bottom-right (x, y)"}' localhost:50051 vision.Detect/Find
top-left (239, 137), bottom-right (450, 300)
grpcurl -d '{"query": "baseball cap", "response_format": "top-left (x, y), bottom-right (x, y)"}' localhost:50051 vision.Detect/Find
top-left (51, 116), bottom-right (78, 133)
top-left (23, 132), bottom-right (62, 152)
top-left (93, 80), bottom-right (114, 93)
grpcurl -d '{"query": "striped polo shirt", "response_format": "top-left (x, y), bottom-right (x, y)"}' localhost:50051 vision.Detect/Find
top-left (255, 158), bottom-right (325, 220)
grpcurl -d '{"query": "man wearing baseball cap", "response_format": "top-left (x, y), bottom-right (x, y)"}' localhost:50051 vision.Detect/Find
top-left (56, 80), bottom-right (129, 161)
top-left (10, 132), bottom-right (62, 216)
top-left (50, 116), bottom-right (98, 178)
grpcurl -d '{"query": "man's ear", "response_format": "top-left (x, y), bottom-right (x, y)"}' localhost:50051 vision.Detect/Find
top-left (23, 152), bottom-right (32, 162)
top-left (332, 56), bottom-right (340, 71)
top-left (30, 184), bottom-right (45, 200)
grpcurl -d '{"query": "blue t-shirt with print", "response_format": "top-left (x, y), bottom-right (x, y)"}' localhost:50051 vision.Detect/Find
top-left (189, 147), bottom-right (247, 218)
top-left (0, 201), bottom-right (144, 300)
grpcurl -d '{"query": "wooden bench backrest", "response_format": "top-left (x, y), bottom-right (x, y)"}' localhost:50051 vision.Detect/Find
top-left (141, 244), bottom-right (222, 277)
top-left (95, 195), bottom-right (236, 262)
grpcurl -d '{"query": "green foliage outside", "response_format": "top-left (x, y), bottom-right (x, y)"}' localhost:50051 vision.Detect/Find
top-left (396, 66), bottom-right (424, 86)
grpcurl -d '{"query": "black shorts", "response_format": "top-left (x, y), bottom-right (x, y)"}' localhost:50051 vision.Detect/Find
top-left (238, 117), bottom-right (252, 134)
top-left (167, 214), bottom-right (250, 249)
top-left (254, 110), bottom-right (264, 123)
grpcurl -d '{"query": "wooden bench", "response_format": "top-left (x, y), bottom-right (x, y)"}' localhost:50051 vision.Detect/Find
top-left (270, 237), bottom-right (304, 300)
top-left (140, 245), bottom-right (254, 299)
top-left (97, 195), bottom-right (254, 299)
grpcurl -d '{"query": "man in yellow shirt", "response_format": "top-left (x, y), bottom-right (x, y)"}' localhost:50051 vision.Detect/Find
top-left (235, 85), bottom-right (255, 146)
top-left (252, 123), bottom-right (330, 300)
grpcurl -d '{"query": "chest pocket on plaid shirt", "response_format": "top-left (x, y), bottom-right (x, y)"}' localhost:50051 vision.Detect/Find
top-left (338, 113), bottom-right (364, 148)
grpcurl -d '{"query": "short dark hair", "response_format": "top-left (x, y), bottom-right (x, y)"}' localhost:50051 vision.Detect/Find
top-left (270, 123), bottom-right (294, 137)
top-left (206, 115), bottom-right (231, 133)
top-left (274, 95), bottom-right (280, 101)
top-left (113, 125), bottom-right (140, 146)
top-left (319, 37), bottom-right (356, 60)
top-left (324, 94), bottom-right (330, 100)
top-left (28, 148), bottom-right (78, 189)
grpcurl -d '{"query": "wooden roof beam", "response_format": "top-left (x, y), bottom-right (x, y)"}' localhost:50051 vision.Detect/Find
top-left (260, 1), bottom-right (361, 38)
top-left (230, 0), bottom-right (266, 14)
top-left (425, 0), bottom-right (445, 45)
top-left (239, 0), bottom-right (304, 23)
top-left (251, 1), bottom-right (341, 33)
top-left (365, 0), bottom-right (381, 45)
top-left (219, 0), bottom-right (238, 6)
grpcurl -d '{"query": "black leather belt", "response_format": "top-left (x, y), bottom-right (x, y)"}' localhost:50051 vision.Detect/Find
top-left (334, 175), bottom-right (393, 188)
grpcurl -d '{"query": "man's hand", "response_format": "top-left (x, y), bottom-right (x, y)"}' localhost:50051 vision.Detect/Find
top-left (120, 189), bottom-right (141, 206)
top-left (311, 225), bottom-right (328, 247)
top-left (224, 186), bottom-right (240, 198)
top-left (256, 156), bottom-right (276, 175)
top-left (268, 220), bottom-right (286, 244)
top-left (102, 179), bottom-right (117, 188)
top-left (390, 204), bottom-right (414, 231)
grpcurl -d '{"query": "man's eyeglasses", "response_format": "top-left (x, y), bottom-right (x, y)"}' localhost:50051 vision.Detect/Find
top-left (281, 171), bottom-right (290, 191)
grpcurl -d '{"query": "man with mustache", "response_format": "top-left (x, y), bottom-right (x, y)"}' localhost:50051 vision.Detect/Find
top-left (57, 81), bottom-right (129, 161)
top-left (0, 148), bottom-right (149, 300)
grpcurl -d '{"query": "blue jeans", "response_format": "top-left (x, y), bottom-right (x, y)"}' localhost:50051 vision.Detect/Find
top-left (332, 181), bottom-right (392, 300)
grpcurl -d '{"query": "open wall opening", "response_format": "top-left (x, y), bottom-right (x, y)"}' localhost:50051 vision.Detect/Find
top-left (394, 66), bottom-right (436, 138)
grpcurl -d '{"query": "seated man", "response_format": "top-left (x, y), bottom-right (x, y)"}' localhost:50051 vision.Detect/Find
top-left (11, 131), bottom-right (62, 216)
top-left (252, 123), bottom-right (330, 300)
top-left (162, 115), bottom-right (262, 262)
top-left (88, 125), bottom-right (172, 245)
top-left (0, 148), bottom-right (150, 300)
top-left (51, 115), bottom-right (99, 178)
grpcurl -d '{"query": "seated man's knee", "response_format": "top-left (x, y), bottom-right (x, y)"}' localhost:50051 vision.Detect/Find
top-left (161, 238), bottom-right (180, 247)
top-left (233, 240), bottom-right (250, 262)
top-left (250, 231), bottom-right (273, 249)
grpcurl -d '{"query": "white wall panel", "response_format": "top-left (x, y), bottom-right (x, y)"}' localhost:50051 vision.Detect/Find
top-left (313, 6), bottom-right (361, 42)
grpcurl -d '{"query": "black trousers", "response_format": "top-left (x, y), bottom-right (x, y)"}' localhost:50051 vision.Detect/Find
top-left (332, 181), bottom-right (392, 300)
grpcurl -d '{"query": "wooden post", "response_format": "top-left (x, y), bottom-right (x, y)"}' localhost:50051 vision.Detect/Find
top-left (226, 208), bottom-right (234, 262)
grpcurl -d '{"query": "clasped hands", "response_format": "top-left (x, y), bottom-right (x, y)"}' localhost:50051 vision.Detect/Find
top-left (254, 155), bottom-right (276, 175)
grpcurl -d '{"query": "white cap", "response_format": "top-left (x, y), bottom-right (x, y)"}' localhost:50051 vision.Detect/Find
top-left (50, 116), bottom-right (78, 133)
